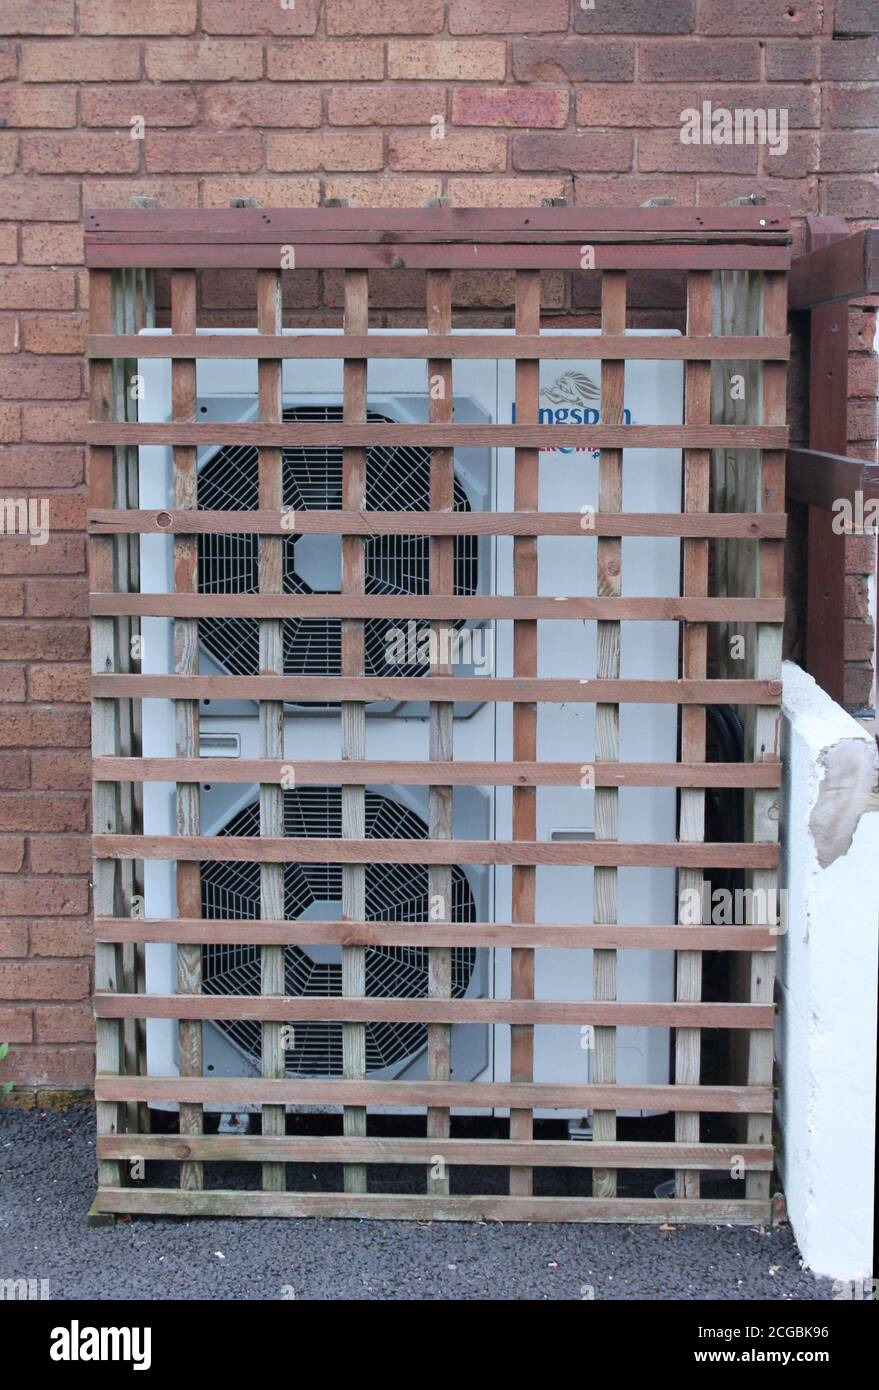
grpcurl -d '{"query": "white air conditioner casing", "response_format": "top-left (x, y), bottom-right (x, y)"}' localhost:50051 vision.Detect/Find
top-left (139, 329), bottom-right (683, 1119)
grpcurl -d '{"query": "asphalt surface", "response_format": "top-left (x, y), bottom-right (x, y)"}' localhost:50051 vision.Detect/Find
top-left (1, 1105), bottom-right (835, 1301)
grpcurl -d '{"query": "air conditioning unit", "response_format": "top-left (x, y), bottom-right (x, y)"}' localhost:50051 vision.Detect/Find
top-left (139, 330), bottom-right (683, 1120)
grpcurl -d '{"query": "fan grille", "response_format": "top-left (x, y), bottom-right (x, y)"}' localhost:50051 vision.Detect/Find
top-left (201, 787), bottom-right (477, 1076)
top-left (197, 406), bottom-right (478, 683)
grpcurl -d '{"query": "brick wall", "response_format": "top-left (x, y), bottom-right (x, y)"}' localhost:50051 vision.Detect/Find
top-left (0, 0), bottom-right (876, 1092)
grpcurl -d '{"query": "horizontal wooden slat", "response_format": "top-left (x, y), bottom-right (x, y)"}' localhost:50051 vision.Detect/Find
top-left (788, 227), bottom-right (879, 309)
top-left (88, 333), bottom-right (791, 362)
top-left (95, 993), bottom-right (773, 1028)
top-left (95, 1072), bottom-right (774, 1112)
top-left (93, 1188), bottom-right (772, 1223)
top-left (93, 917), bottom-right (778, 952)
top-left (787, 446), bottom-right (879, 511)
top-left (84, 205), bottom-right (790, 238)
top-left (94, 833), bottom-right (777, 868)
top-left (88, 508), bottom-right (788, 539)
top-left (90, 675), bottom-right (781, 705)
top-left (97, 1134), bottom-right (773, 1170)
top-left (93, 757), bottom-right (781, 788)
top-left (90, 594), bottom-right (785, 623)
top-left (87, 421), bottom-right (789, 450)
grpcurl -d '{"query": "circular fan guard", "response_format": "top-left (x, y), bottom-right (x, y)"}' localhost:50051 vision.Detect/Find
top-left (201, 787), bottom-right (477, 1076)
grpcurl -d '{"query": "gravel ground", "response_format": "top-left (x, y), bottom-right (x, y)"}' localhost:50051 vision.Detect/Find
top-left (1, 1106), bottom-right (835, 1301)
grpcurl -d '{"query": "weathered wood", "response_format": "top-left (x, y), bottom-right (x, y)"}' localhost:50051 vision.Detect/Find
top-left (788, 225), bottom-right (879, 309)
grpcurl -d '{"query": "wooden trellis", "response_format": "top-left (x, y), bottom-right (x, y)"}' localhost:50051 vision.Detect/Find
top-left (85, 206), bottom-right (789, 1222)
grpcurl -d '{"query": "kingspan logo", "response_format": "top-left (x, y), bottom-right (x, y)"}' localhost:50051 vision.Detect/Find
top-left (512, 371), bottom-right (632, 454)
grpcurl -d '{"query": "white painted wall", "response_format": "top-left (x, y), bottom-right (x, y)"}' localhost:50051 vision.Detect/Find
top-left (778, 660), bottom-right (879, 1279)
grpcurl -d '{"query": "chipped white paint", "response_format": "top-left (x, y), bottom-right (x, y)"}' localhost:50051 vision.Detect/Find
top-left (777, 661), bottom-right (878, 1279)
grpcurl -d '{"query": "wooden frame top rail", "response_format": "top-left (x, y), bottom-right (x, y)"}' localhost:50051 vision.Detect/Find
top-left (94, 834), bottom-right (778, 869)
top-left (87, 422), bottom-right (789, 450)
top-left (789, 227), bottom-right (879, 309)
top-left (90, 676), bottom-right (782, 705)
top-left (94, 1073), bottom-right (774, 1112)
top-left (92, 757), bottom-right (781, 788)
top-left (787, 446), bottom-right (879, 511)
top-left (87, 510), bottom-right (789, 540)
top-left (93, 919), bottom-right (778, 952)
top-left (87, 334), bottom-right (791, 362)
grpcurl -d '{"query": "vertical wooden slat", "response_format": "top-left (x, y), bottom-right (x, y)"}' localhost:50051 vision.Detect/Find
top-left (509, 270), bottom-right (540, 1196)
top-left (171, 270), bottom-right (203, 1191)
top-left (675, 270), bottom-right (713, 1199)
top-left (746, 270), bottom-right (786, 1204)
top-left (592, 270), bottom-right (626, 1199)
top-left (90, 267), bottom-right (125, 1189)
top-left (341, 270), bottom-right (369, 1194)
top-left (426, 270), bottom-right (454, 1195)
top-left (257, 269), bottom-right (286, 1191)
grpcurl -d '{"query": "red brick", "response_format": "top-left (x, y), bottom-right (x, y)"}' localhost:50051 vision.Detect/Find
top-left (512, 39), bottom-right (634, 82)
top-left (821, 132), bottom-right (879, 172)
top-left (0, 133), bottom-right (17, 173)
top-left (835, 0), bottom-right (877, 35)
top-left (0, 875), bottom-right (88, 914)
top-left (28, 665), bottom-right (89, 703)
top-left (30, 837), bottom-right (92, 876)
top-left (449, 176), bottom-right (567, 206)
top-left (323, 267), bottom-right (423, 309)
top-left (327, 0), bottom-right (442, 34)
top-left (3, 1046), bottom-right (94, 1087)
top-left (0, 750), bottom-right (28, 787)
top-left (845, 620), bottom-right (875, 662)
top-left (513, 131), bottom-right (632, 173)
top-left (640, 38), bottom-right (760, 80)
top-left (21, 39), bottom-right (140, 82)
top-left (696, 174), bottom-right (819, 212)
top-left (81, 0), bottom-right (197, 33)
top-left (0, 354), bottom-right (80, 397)
top-left (0, 318), bottom-right (18, 352)
top-left (390, 40), bottom-right (507, 81)
top-left (20, 223), bottom-right (82, 267)
top-left (0, 536), bottom-right (84, 576)
top-left (26, 576), bottom-right (88, 618)
top-left (843, 664), bottom-right (872, 710)
top-left (821, 39), bottom-right (879, 80)
top-left (0, 405), bottom-right (20, 442)
top-left (20, 315), bottom-right (86, 356)
top-left (329, 86), bottom-right (443, 126)
top-left (0, 792), bottom-right (87, 832)
top-left (762, 133), bottom-right (818, 180)
top-left (0, 620), bottom-right (86, 660)
top-left (0, 42), bottom-right (15, 79)
top-left (0, 178), bottom-right (79, 221)
top-left (844, 534), bottom-right (877, 573)
top-left (206, 85), bottom-right (322, 128)
top-left (832, 178), bottom-right (879, 220)
top-left (82, 84), bottom-right (198, 128)
top-left (267, 40), bottom-right (384, 81)
top-left (453, 87), bottom-right (568, 128)
top-left (451, 0), bottom-right (568, 33)
top-left (145, 131), bottom-right (262, 173)
top-left (81, 176), bottom-right (200, 208)
top-left (0, 837), bottom-right (24, 870)
top-left (0, 666), bottom-right (25, 701)
top-left (638, 130), bottom-right (757, 173)
top-left (31, 751), bottom-right (90, 790)
top-left (848, 309), bottom-right (876, 354)
top-left (577, 86), bottom-right (699, 128)
top-left (323, 177), bottom-right (442, 206)
top-left (203, 0), bottom-right (318, 33)
top-left (0, 86), bottom-right (77, 127)
top-left (845, 574), bottom-right (870, 620)
top-left (199, 268), bottom-right (320, 310)
top-left (0, 919), bottom-right (27, 956)
top-left (268, 131), bottom-right (384, 171)
top-left (390, 133), bottom-right (506, 172)
top-left (699, 0), bottom-right (820, 35)
top-left (849, 399), bottom-right (877, 441)
top-left (826, 85), bottom-right (878, 130)
top-left (849, 354), bottom-right (879, 399)
top-left (0, 580), bottom-right (23, 618)
top-left (575, 0), bottom-right (693, 33)
top-left (0, 1006), bottom-right (33, 1042)
top-left (0, 960), bottom-right (88, 999)
top-left (30, 919), bottom-right (92, 955)
top-left (0, 226), bottom-right (16, 265)
top-left (0, 269), bottom-right (76, 310)
top-left (764, 40), bottom-right (820, 81)
top-left (0, 2), bottom-right (73, 34)
top-left (0, 447), bottom-right (83, 488)
top-left (145, 40), bottom-right (263, 82)
top-left (22, 133), bottom-right (139, 174)
top-left (34, 1004), bottom-right (95, 1043)
top-left (200, 177), bottom-right (320, 207)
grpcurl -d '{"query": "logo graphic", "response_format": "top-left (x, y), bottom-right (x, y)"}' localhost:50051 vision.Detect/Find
top-left (539, 371), bottom-right (600, 407)
top-left (512, 369), bottom-right (631, 452)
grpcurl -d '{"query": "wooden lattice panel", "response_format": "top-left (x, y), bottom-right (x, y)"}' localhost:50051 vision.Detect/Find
top-left (85, 206), bottom-right (789, 1222)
